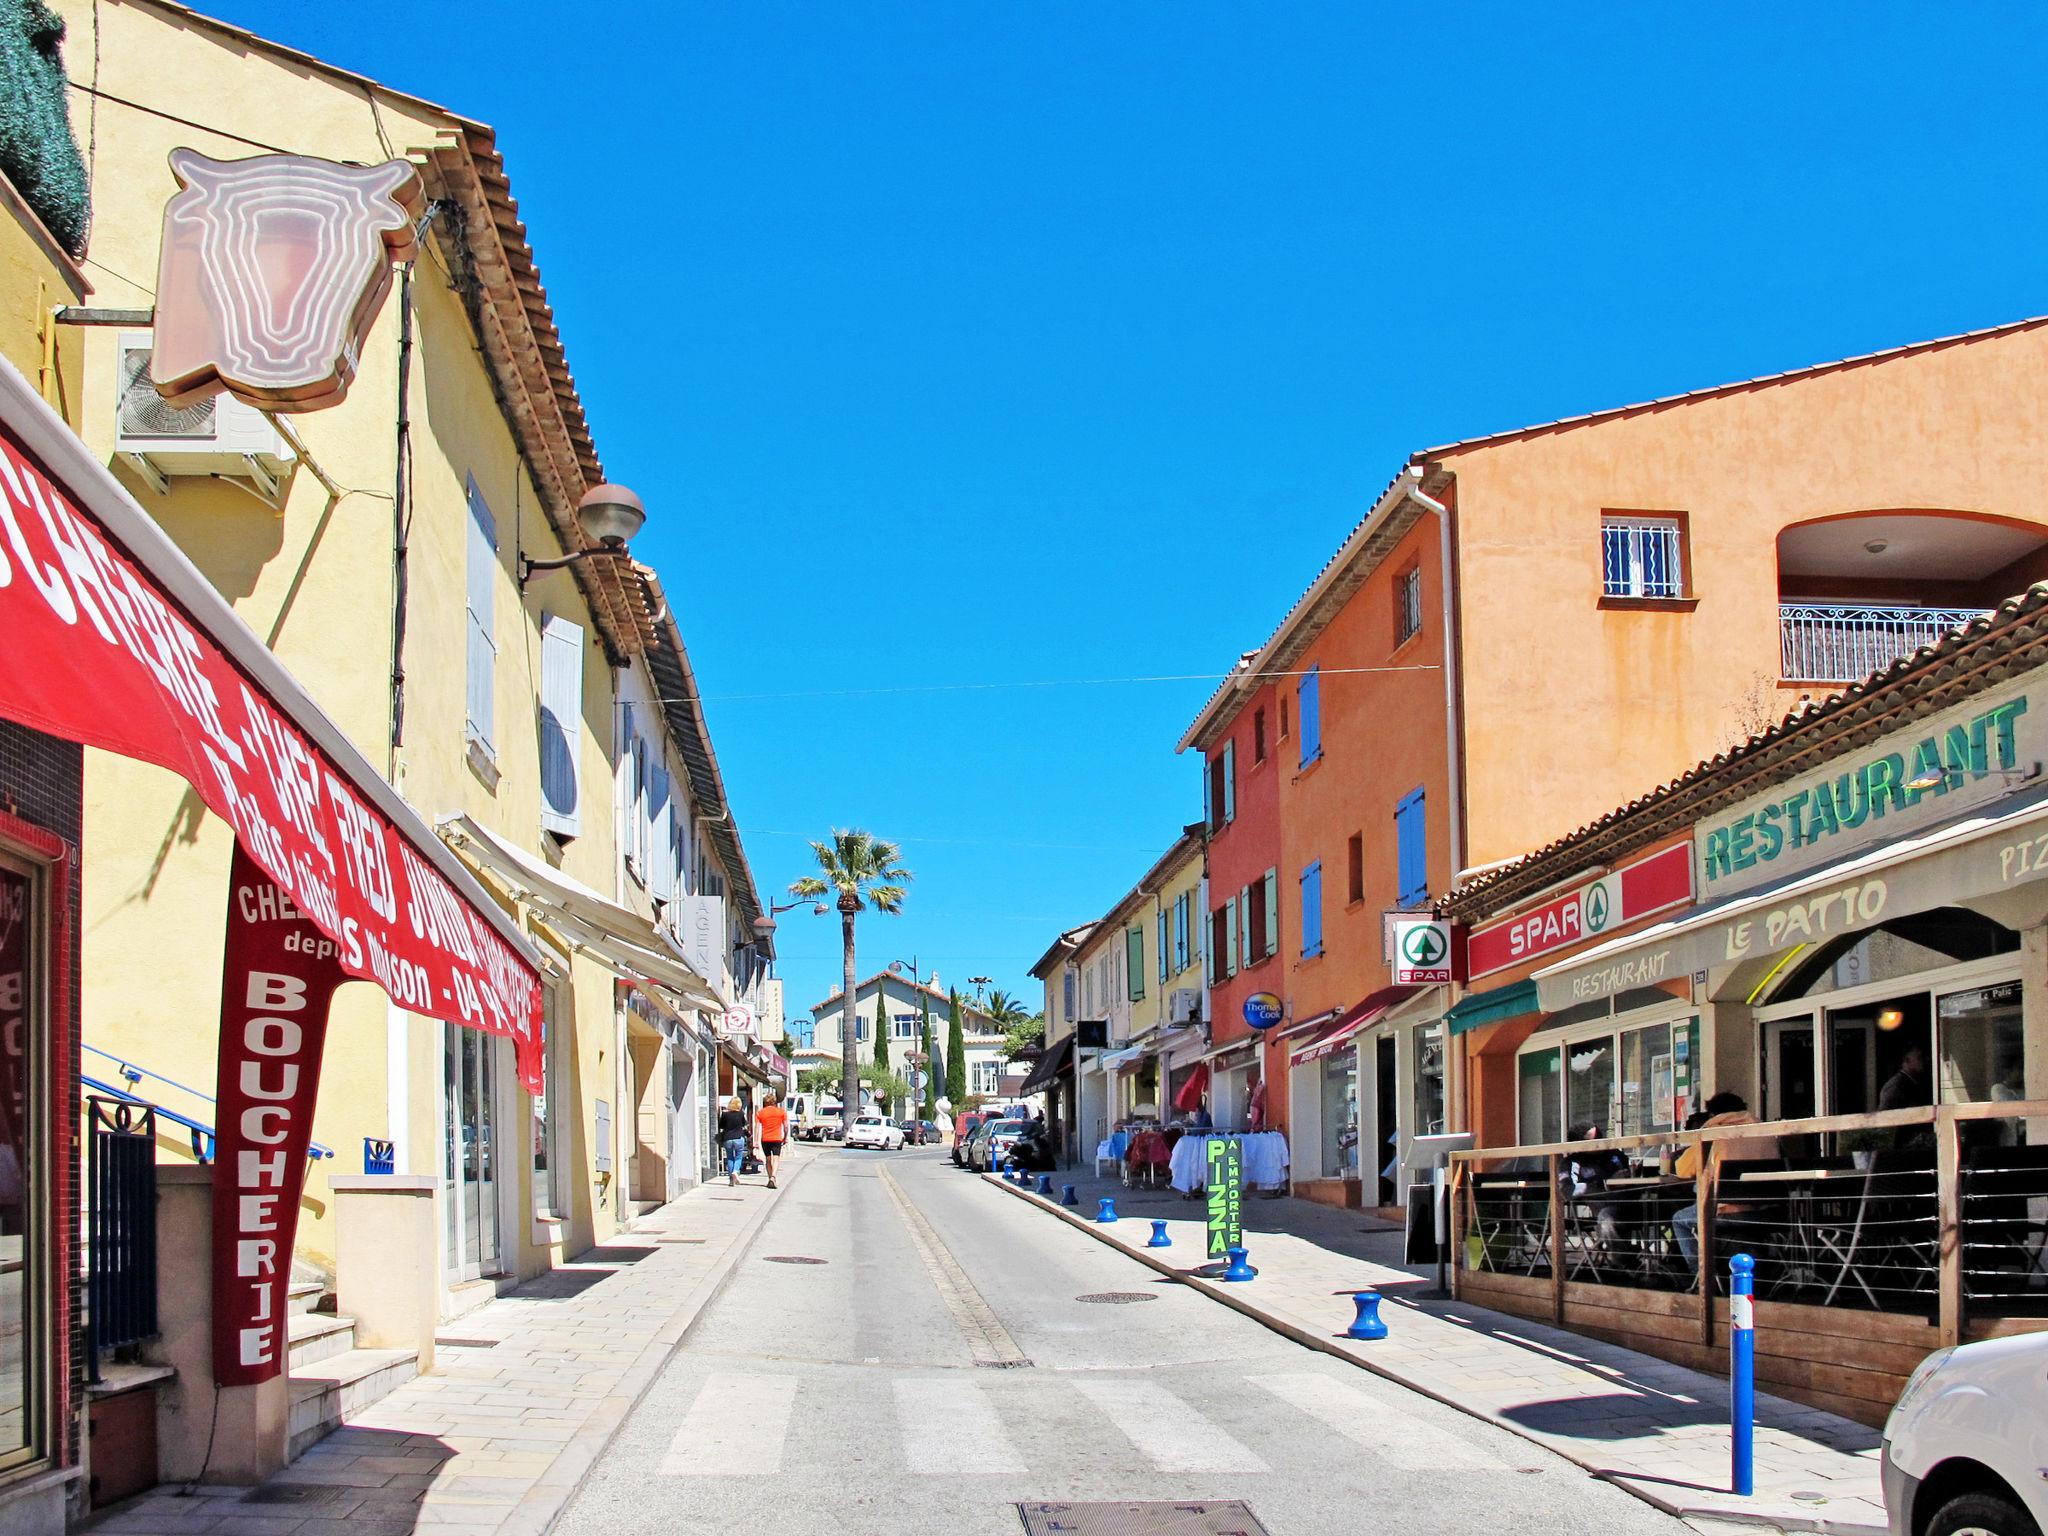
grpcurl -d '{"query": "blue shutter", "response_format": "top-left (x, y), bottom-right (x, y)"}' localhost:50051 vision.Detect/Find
top-left (1396, 788), bottom-right (1428, 907)
top-left (1298, 667), bottom-right (1321, 767)
top-left (1300, 862), bottom-right (1323, 958)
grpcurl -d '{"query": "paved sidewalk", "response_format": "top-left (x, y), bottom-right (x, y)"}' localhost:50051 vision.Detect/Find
top-left (91, 1149), bottom-right (815, 1536)
top-left (989, 1166), bottom-right (1887, 1536)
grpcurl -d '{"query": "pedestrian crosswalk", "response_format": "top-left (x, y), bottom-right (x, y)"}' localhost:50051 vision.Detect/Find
top-left (657, 1366), bottom-right (1504, 1479)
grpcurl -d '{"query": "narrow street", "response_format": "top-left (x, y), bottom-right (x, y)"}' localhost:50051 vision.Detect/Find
top-left (554, 1149), bottom-right (1693, 1536)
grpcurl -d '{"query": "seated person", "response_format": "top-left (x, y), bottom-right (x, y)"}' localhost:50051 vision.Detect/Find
top-left (1672, 1092), bottom-right (1781, 1269)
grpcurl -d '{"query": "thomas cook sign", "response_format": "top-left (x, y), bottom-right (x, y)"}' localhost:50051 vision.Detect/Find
top-left (1391, 919), bottom-right (1453, 985)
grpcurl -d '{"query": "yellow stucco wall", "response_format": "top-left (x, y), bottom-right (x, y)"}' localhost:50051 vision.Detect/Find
top-left (0, 183), bottom-right (85, 420)
top-left (55, 0), bottom-right (627, 1283)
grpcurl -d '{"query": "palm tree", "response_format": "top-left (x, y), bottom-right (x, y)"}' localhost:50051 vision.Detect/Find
top-left (790, 830), bottom-right (911, 1132)
top-left (980, 989), bottom-right (1031, 1030)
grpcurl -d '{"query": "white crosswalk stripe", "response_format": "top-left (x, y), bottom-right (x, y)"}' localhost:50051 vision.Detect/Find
top-left (1072, 1377), bottom-right (1270, 1474)
top-left (658, 1370), bottom-right (798, 1476)
top-left (894, 1377), bottom-right (1027, 1474)
top-left (1247, 1371), bottom-right (1502, 1469)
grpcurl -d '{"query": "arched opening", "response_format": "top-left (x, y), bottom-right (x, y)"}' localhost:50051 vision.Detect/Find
top-left (1776, 510), bottom-right (2048, 683)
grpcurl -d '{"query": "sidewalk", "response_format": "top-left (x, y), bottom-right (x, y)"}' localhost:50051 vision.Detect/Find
top-left (988, 1164), bottom-right (1887, 1536)
top-left (91, 1149), bottom-right (814, 1536)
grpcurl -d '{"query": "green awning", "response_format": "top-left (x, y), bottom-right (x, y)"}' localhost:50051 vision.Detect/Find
top-left (1446, 978), bottom-right (1540, 1036)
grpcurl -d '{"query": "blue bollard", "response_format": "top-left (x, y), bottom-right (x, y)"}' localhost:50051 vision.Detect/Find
top-left (1730, 1252), bottom-right (1756, 1497)
top-left (1221, 1245), bottom-right (1256, 1282)
top-left (1147, 1219), bottom-right (1172, 1249)
top-left (1061, 1184), bottom-right (1078, 1207)
top-left (1346, 1290), bottom-right (1389, 1340)
top-left (1037, 1174), bottom-right (1053, 1196)
top-left (1096, 1197), bottom-right (1119, 1224)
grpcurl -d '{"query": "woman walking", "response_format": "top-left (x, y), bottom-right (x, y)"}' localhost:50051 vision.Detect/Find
top-left (755, 1092), bottom-right (789, 1190)
top-left (717, 1096), bottom-right (748, 1187)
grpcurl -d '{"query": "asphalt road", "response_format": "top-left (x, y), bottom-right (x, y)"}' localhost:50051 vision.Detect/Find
top-left (553, 1147), bottom-right (1704, 1536)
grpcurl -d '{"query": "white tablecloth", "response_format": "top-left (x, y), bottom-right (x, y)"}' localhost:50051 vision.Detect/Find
top-left (1168, 1131), bottom-right (1290, 1193)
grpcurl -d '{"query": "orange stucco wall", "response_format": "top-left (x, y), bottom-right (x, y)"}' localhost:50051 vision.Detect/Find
top-left (1203, 681), bottom-right (1284, 1118)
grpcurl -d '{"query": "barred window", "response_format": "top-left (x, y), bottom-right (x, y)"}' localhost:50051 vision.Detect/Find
top-left (1601, 516), bottom-right (1684, 599)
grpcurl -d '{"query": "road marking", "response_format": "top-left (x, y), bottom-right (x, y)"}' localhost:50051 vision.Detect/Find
top-left (1247, 1372), bottom-right (1500, 1469)
top-left (876, 1164), bottom-right (1030, 1367)
top-left (657, 1370), bottom-right (796, 1476)
top-left (894, 1377), bottom-right (1026, 1475)
top-left (1073, 1378), bottom-right (1269, 1473)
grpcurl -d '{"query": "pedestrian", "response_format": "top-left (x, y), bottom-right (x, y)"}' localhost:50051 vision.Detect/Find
top-left (755, 1091), bottom-right (789, 1189)
top-left (718, 1095), bottom-right (748, 1187)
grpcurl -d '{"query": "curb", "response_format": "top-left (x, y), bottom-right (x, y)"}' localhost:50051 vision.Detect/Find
top-left (496, 1151), bottom-right (818, 1536)
top-left (980, 1172), bottom-right (1883, 1536)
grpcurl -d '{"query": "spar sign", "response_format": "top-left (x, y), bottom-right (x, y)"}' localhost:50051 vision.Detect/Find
top-left (1391, 919), bottom-right (1453, 985)
top-left (1466, 843), bottom-right (1693, 980)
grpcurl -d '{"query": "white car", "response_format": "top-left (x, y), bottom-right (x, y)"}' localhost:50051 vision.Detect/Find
top-left (1883, 1333), bottom-right (2048, 1536)
top-left (843, 1115), bottom-right (905, 1151)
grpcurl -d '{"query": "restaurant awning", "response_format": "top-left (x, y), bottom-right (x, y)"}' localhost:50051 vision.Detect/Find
top-left (1015, 1032), bottom-right (1076, 1097)
top-left (1286, 985), bottom-right (1418, 1066)
top-left (1446, 978), bottom-right (1540, 1036)
top-left (1531, 793), bottom-right (2048, 1011)
top-left (0, 353), bottom-right (544, 1085)
top-left (439, 814), bottom-right (721, 1012)
top-left (1199, 1036), bottom-right (1259, 1067)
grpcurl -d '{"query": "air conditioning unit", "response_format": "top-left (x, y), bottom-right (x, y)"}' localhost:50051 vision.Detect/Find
top-left (114, 333), bottom-right (295, 506)
top-left (1168, 988), bottom-right (1202, 1025)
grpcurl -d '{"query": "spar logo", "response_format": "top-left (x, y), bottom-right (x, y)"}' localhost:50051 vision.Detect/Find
top-left (1583, 878), bottom-right (1613, 935)
top-left (1400, 925), bottom-right (1447, 968)
top-left (1392, 918), bottom-right (1454, 984)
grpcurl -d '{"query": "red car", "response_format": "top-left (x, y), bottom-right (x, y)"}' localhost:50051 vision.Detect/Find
top-left (951, 1110), bottom-right (990, 1166)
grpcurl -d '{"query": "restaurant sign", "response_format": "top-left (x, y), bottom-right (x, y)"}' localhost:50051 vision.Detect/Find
top-left (1694, 682), bottom-right (2041, 902)
top-left (1466, 843), bottom-right (1693, 980)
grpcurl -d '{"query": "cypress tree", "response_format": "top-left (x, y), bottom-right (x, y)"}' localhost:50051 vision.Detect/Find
top-left (920, 1001), bottom-right (937, 1119)
top-left (945, 989), bottom-right (968, 1107)
top-left (872, 987), bottom-right (890, 1105)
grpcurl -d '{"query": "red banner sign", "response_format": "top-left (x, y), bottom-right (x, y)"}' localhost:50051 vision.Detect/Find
top-left (0, 384), bottom-right (541, 1088)
top-left (1466, 842), bottom-right (1693, 981)
top-left (212, 845), bottom-right (346, 1384)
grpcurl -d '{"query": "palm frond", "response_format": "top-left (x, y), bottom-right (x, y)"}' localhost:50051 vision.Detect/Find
top-left (867, 884), bottom-right (907, 914)
top-left (788, 875), bottom-right (828, 899)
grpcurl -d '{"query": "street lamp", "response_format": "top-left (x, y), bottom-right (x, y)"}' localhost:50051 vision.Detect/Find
top-left (518, 483), bottom-right (647, 588)
top-left (888, 958), bottom-right (936, 1117)
top-left (968, 974), bottom-right (992, 1004)
top-left (748, 896), bottom-right (828, 949)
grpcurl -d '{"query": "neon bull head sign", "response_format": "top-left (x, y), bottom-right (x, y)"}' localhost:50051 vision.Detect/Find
top-left (152, 150), bottom-right (425, 414)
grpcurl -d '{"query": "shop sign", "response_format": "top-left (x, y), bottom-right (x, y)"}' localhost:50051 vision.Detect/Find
top-left (1391, 919), bottom-right (1452, 984)
top-left (153, 150), bottom-right (424, 413)
top-left (1242, 991), bottom-right (1284, 1029)
top-left (1694, 682), bottom-right (2042, 902)
top-left (675, 894), bottom-right (727, 992)
top-left (1468, 844), bottom-right (1692, 980)
top-left (0, 396), bottom-right (542, 1085)
top-left (1205, 1136), bottom-right (1244, 1257)
top-left (721, 1002), bottom-right (757, 1038)
top-left (212, 845), bottom-right (347, 1386)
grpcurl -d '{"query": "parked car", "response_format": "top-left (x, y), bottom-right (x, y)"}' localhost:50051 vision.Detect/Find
top-left (952, 1110), bottom-right (985, 1164)
top-left (1883, 1333), bottom-right (2048, 1536)
top-left (844, 1114), bottom-right (905, 1151)
top-left (894, 1118), bottom-right (923, 1145)
top-left (966, 1119), bottom-right (1030, 1172)
top-left (915, 1119), bottom-right (944, 1147)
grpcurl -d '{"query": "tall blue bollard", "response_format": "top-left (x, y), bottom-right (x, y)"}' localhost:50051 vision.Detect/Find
top-left (1095, 1197), bottom-right (1119, 1223)
top-left (1730, 1252), bottom-right (1756, 1497)
top-left (1061, 1184), bottom-right (1078, 1207)
top-left (1037, 1174), bottom-right (1053, 1196)
top-left (1147, 1219), bottom-right (1172, 1249)
top-left (1221, 1245), bottom-right (1256, 1282)
top-left (1346, 1290), bottom-right (1388, 1340)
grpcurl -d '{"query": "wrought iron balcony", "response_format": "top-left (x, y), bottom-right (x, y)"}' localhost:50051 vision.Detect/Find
top-left (1779, 603), bottom-right (1986, 684)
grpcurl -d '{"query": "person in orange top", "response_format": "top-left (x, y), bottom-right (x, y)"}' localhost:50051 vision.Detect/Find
top-left (754, 1093), bottom-right (790, 1190)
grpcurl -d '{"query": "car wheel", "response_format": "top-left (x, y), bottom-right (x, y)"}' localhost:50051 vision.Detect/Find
top-left (1925, 1491), bottom-right (2043, 1536)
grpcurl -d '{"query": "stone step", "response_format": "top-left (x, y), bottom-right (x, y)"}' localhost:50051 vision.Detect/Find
top-left (286, 1348), bottom-right (418, 1460)
top-left (442, 1276), bottom-right (506, 1323)
top-left (286, 1312), bottom-right (357, 1371)
top-left (287, 1280), bottom-right (325, 1317)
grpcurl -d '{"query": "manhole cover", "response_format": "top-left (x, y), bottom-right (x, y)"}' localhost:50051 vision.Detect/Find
top-left (243, 1486), bottom-right (346, 1506)
top-left (1076, 1291), bottom-right (1158, 1305)
top-left (763, 1255), bottom-right (828, 1265)
top-left (1018, 1501), bottom-right (1271, 1535)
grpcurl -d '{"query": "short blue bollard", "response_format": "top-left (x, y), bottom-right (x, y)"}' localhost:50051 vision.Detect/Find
top-left (1036, 1174), bottom-right (1053, 1196)
top-left (1095, 1197), bottom-right (1119, 1223)
top-left (1220, 1245), bottom-right (1256, 1282)
top-left (1147, 1219), bottom-right (1172, 1249)
top-left (1346, 1290), bottom-right (1389, 1340)
top-left (1061, 1184), bottom-right (1078, 1207)
top-left (1730, 1252), bottom-right (1756, 1497)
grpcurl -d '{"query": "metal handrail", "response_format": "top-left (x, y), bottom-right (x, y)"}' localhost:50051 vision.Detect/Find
top-left (1779, 602), bottom-right (1984, 683)
top-left (80, 1050), bottom-right (335, 1161)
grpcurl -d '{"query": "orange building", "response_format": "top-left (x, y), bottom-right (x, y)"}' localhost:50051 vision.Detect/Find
top-left (1182, 314), bottom-right (2048, 1211)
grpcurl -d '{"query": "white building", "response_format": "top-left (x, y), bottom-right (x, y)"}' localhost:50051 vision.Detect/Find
top-left (803, 972), bottom-right (1012, 1112)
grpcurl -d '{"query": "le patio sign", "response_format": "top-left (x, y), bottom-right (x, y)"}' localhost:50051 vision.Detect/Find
top-left (1466, 843), bottom-right (1693, 980)
top-left (1390, 918), bottom-right (1453, 984)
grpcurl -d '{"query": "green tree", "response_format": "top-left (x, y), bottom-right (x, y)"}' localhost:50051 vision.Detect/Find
top-left (944, 989), bottom-right (967, 1107)
top-left (1005, 1012), bottom-right (1047, 1059)
top-left (872, 988), bottom-right (891, 1078)
top-left (790, 830), bottom-right (911, 1132)
top-left (919, 1004), bottom-right (938, 1119)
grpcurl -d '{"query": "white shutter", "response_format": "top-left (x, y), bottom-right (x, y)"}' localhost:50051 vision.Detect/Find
top-left (649, 760), bottom-right (675, 901)
top-left (464, 478), bottom-right (497, 754)
top-left (537, 614), bottom-right (583, 837)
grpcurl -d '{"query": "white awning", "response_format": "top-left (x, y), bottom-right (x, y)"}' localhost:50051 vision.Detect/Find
top-left (439, 814), bottom-right (720, 1012)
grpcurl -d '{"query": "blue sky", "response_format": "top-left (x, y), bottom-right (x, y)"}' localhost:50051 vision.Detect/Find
top-left (194, 2), bottom-right (2048, 1026)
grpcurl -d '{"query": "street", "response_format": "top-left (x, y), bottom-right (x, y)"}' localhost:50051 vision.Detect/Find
top-left (555, 1148), bottom-right (1695, 1536)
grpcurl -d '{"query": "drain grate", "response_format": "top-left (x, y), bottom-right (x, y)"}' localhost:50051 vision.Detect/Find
top-left (1076, 1291), bottom-right (1158, 1305)
top-left (975, 1356), bottom-right (1034, 1369)
top-left (1017, 1501), bottom-right (1271, 1535)
top-left (763, 1255), bottom-right (828, 1265)
top-left (434, 1336), bottom-right (499, 1349)
top-left (243, 1486), bottom-right (347, 1506)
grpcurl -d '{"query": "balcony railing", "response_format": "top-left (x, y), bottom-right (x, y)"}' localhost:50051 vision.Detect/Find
top-left (1780, 603), bottom-right (1985, 684)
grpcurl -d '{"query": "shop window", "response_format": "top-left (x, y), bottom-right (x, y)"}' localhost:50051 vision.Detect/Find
top-left (1616, 1022), bottom-right (1675, 1137)
top-left (533, 984), bottom-right (569, 1218)
top-left (1600, 513), bottom-right (1687, 600)
top-left (1519, 1047), bottom-right (1563, 1147)
top-left (1396, 563), bottom-right (1423, 646)
top-left (1414, 1024), bottom-right (1447, 1140)
top-left (1297, 668), bottom-right (1322, 767)
top-left (0, 849), bottom-right (47, 1471)
top-left (1322, 1050), bottom-right (1358, 1179)
top-left (1346, 832), bottom-right (1363, 905)
top-left (1777, 910), bottom-right (2019, 1000)
top-left (1566, 1037), bottom-right (1615, 1137)
top-left (1937, 980), bottom-right (2024, 1105)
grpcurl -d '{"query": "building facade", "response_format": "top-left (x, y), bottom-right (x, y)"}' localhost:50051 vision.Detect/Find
top-left (805, 972), bottom-right (1006, 1113)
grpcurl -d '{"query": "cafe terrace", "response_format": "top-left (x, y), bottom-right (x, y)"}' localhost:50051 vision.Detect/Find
top-left (1436, 584), bottom-right (2048, 1425)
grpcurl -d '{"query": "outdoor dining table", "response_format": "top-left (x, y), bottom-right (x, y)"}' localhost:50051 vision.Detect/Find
top-left (1726, 1167), bottom-right (1892, 1304)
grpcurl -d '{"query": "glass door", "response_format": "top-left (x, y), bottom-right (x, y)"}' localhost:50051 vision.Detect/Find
top-left (0, 852), bottom-right (43, 1472)
top-left (443, 1024), bottom-right (502, 1281)
top-left (1759, 1018), bottom-right (1818, 1123)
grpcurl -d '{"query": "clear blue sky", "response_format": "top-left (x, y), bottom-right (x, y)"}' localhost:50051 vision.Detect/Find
top-left (192, 2), bottom-right (2048, 1025)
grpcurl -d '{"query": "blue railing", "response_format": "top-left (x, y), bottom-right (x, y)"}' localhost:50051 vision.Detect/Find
top-left (81, 1043), bottom-right (334, 1162)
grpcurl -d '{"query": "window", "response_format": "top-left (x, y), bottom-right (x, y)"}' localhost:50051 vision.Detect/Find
top-left (1206, 741), bottom-right (1237, 832)
top-left (1126, 926), bottom-right (1145, 1001)
top-left (892, 1013), bottom-right (918, 1040)
top-left (1242, 869), bottom-right (1278, 964)
top-left (534, 984), bottom-right (569, 1217)
top-left (464, 476), bottom-right (498, 759)
top-left (1396, 564), bottom-right (1423, 645)
top-left (1173, 894), bottom-right (1191, 973)
top-left (974, 1061), bottom-right (999, 1096)
top-left (1519, 1048), bottom-right (1563, 1148)
top-left (1279, 694), bottom-right (1290, 739)
top-left (1601, 515), bottom-right (1685, 599)
top-left (0, 849), bottom-right (48, 1471)
top-left (1299, 860), bottom-right (1324, 958)
top-left (1157, 911), bottom-right (1169, 985)
top-left (854, 1013), bottom-right (868, 1043)
top-left (537, 615), bottom-right (583, 838)
top-left (1252, 708), bottom-right (1267, 764)
top-left (1395, 788), bottom-right (1427, 907)
top-left (1519, 1013), bottom-right (1697, 1143)
top-left (1063, 968), bottom-right (1076, 1021)
top-left (1297, 667), bottom-right (1321, 767)
top-left (1937, 981), bottom-right (2023, 1103)
top-left (1209, 901), bottom-right (1238, 983)
top-left (1346, 832), bottom-right (1364, 905)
